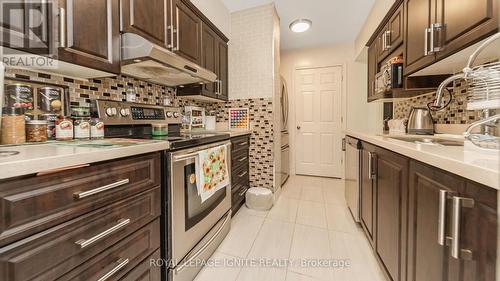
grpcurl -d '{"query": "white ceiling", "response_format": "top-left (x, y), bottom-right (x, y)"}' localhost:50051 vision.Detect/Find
top-left (222, 0), bottom-right (375, 50)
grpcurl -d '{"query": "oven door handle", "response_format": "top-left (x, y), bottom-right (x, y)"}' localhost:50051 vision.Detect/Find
top-left (175, 210), bottom-right (232, 273)
top-left (173, 143), bottom-right (231, 162)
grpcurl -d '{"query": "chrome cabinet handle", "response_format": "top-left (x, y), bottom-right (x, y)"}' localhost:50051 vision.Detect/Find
top-left (59, 7), bottom-right (66, 48)
top-left (431, 23), bottom-right (444, 53)
top-left (239, 142), bottom-right (248, 146)
top-left (75, 218), bottom-right (130, 248)
top-left (382, 32), bottom-right (386, 51)
top-left (73, 179), bottom-right (130, 199)
top-left (239, 188), bottom-right (248, 196)
top-left (219, 80), bottom-right (223, 95)
top-left (167, 25), bottom-right (173, 49)
top-left (437, 190), bottom-right (452, 246)
top-left (97, 258), bottom-right (129, 281)
top-left (424, 27), bottom-right (430, 56)
top-left (238, 156), bottom-right (247, 162)
top-left (174, 7), bottom-right (179, 51)
top-left (238, 171), bottom-right (248, 178)
top-left (451, 196), bottom-right (474, 260)
top-left (367, 152), bottom-right (376, 179)
top-left (384, 30), bottom-right (392, 50)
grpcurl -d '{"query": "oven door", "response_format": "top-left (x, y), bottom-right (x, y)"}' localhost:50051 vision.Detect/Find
top-left (169, 141), bottom-right (232, 264)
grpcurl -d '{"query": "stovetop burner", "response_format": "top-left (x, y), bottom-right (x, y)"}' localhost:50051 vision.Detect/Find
top-left (116, 132), bottom-right (230, 150)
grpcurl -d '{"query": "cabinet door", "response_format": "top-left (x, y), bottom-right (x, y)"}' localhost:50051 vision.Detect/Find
top-left (0, 0), bottom-right (54, 56)
top-left (121, 0), bottom-right (168, 47)
top-left (436, 0), bottom-right (498, 59)
top-left (367, 41), bottom-right (377, 101)
top-left (172, 0), bottom-right (202, 65)
top-left (217, 38), bottom-right (228, 100)
top-left (388, 4), bottom-right (404, 52)
top-left (360, 142), bottom-right (377, 246)
top-left (407, 161), bottom-right (465, 281)
top-left (376, 24), bottom-right (389, 61)
top-left (460, 182), bottom-right (497, 281)
top-left (201, 23), bottom-right (217, 94)
top-left (404, 0), bottom-right (436, 75)
top-left (58, 0), bottom-right (120, 73)
top-left (375, 147), bottom-right (408, 281)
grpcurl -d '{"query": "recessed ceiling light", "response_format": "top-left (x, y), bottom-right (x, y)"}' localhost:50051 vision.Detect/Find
top-left (289, 19), bottom-right (312, 33)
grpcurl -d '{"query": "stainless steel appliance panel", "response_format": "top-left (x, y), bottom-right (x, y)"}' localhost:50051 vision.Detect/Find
top-left (345, 136), bottom-right (361, 222)
top-left (281, 145), bottom-right (290, 185)
top-left (280, 76), bottom-right (289, 131)
top-left (169, 141), bottom-right (232, 265)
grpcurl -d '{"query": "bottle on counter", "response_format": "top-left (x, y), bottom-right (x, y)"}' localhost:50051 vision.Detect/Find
top-left (26, 120), bottom-right (48, 142)
top-left (90, 118), bottom-right (105, 139)
top-left (55, 116), bottom-right (74, 141)
top-left (1, 107), bottom-right (26, 145)
top-left (74, 117), bottom-right (91, 140)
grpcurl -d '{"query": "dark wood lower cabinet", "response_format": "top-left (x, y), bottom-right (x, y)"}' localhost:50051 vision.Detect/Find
top-left (0, 153), bottom-right (162, 281)
top-left (407, 160), bottom-right (497, 281)
top-left (356, 138), bottom-right (498, 281)
top-left (375, 147), bottom-right (408, 281)
top-left (231, 134), bottom-right (251, 215)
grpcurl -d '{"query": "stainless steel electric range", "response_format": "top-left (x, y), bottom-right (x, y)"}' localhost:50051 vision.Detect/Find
top-left (92, 100), bottom-right (232, 281)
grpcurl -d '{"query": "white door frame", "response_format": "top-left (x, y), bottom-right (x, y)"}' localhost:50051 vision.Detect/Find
top-left (292, 64), bottom-right (347, 179)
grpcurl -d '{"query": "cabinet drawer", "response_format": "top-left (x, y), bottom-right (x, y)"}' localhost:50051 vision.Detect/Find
top-left (232, 150), bottom-right (249, 171)
top-left (0, 153), bottom-right (160, 247)
top-left (232, 164), bottom-right (249, 186)
top-left (231, 136), bottom-right (250, 152)
top-left (0, 188), bottom-right (160, 281)
top-left (119, 249), bottom-right (161, 281)
top-left (57, 220), bottom-right (160, 281)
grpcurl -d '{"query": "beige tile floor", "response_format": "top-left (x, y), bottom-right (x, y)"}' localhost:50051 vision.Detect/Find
top-left (194, 175), bottom-right (388, 281)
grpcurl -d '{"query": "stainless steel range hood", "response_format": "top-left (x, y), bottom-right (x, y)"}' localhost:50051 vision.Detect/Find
top-left (121, 33), bottom-right (216, 86)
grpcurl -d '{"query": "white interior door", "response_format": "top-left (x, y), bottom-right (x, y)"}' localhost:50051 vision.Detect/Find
top-left (295, 66), bottom-right (343, 178)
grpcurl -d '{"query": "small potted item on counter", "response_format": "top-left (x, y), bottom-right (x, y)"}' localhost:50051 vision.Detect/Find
top-left (55, 116), bottom-right (74, 141)
top-left (6, 84), bottom-right (34, 110)
top-left (74, 117), bottom-right (91, 140)
top-left (25, 120), bottom-right (48, 142)
top-left (152, 123), bottom-right (168, 136)
top-left (1, 107), bottom-right (26, 145)
top-left (37, 87), bottom-right (62, 113)
top-left (90, 118), bottom-right (105, 139)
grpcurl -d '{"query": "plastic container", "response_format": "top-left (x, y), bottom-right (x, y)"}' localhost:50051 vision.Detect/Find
top-left (1, 107), bottom-right (26, 145)
top-left (151, 123), bottom-right (168, 136)
top-left (26, 120), bottom-right (48, 142)
top-left (55, 116), bottom-right (74, 141)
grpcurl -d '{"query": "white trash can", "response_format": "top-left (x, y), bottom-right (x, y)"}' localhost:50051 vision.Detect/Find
top-left (245, 187), bottom-right (273, 211)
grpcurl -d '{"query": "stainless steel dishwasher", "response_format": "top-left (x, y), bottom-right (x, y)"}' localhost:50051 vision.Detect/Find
top-left (345, 136), bottom-right (361, 222)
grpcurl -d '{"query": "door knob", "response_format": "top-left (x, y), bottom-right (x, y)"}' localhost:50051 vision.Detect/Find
top-left (297, 126), bottom-right (301, 130)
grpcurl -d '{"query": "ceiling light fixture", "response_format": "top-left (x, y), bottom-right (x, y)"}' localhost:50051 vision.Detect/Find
top-left (289, 19), bottom-right (312, 33)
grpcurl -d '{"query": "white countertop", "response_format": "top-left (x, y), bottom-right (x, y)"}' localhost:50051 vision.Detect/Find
top-left (0, 139), bottom-right (168, 180)
top-left (345, 131), bottom-right (500, 190)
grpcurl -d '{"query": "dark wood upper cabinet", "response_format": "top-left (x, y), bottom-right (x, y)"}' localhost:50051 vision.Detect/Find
top-left (404, 0), bottom-right (436, 75)
top-left (172, 0), bottom-right (202, 65)
top-left (377, 4), bottom-right (404, 63)
top-left (367, 40), bottom-right (378, 101)
top-left (201, 23), bottom-right (217, 94)
top-left (217, 37), bottom-right (228, 100)
top-left (57, 0), bottom-right (120, 74)
top-left (375, 147), bottom-right (408, 281)
top-left (360, 142), bottom-right (377, 246)
top-left (436, 0), bottom-right (498, 59)
top-left (121, 0), bottom-right (168, 47)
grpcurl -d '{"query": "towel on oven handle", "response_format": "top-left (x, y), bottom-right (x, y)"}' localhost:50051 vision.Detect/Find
top-left (195, 144), bottom-right (229, 202)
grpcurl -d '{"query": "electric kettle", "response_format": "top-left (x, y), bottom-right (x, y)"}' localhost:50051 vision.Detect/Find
top-left (407, 106), bottom-right (434, 135)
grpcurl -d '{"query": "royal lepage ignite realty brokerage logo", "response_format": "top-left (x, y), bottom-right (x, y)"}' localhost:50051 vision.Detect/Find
top-left (0, 0), bottom-right (58, 68)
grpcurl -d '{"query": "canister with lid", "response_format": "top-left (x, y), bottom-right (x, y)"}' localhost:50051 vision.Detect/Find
top-left (26, 120), bottom-right (48, 142)
top-left (5, 84), bottom-right (33, 110)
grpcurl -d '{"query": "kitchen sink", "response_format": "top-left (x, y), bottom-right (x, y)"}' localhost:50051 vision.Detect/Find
top-left (387, 136), bottom-right (465, 146)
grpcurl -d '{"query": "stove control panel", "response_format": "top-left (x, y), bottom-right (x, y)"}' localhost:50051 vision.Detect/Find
top-left (91, 100), bottom-right (182, 125)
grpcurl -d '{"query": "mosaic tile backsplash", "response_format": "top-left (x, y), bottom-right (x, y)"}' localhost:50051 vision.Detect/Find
top-left (4, 67), bottom-right (275, 189)
top-left (394, 81), bottom-right (481, 124)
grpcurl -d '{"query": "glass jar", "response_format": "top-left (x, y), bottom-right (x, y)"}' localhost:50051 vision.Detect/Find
top-left (1, 107), bottom-right (26, 145)
top-left (90, 118), bottom-right (105, 139)
top-left (152, 123), bottom-right (168, 136)
top-left (74, 117), bottom-right (90, 140)
top-left (40, 114), bottom-right (58, 140)
top-left (70, 106), bottom-right (90, 118)
top-left (55, 116), bottom-right (74, 141)
top-left (26, 120), bottom-right (48, 142)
